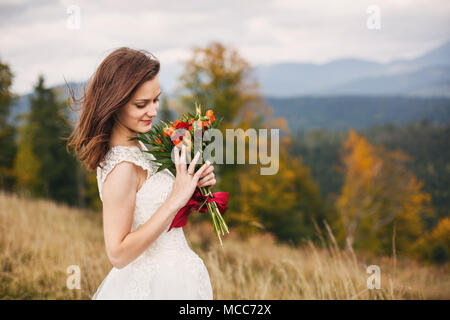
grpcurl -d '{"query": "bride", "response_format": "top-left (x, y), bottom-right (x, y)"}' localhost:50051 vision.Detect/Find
top-left (66, 47), bottom-right (216, 299)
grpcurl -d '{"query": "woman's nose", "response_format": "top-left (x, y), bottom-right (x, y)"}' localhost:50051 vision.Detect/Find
top-left (147, 103), bottom-right (158, 116)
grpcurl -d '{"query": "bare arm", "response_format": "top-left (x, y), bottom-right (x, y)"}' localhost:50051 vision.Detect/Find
top-left (101, 161), bottom-right (180, 269)
top-left (101, 145), bottom-right (214, 269)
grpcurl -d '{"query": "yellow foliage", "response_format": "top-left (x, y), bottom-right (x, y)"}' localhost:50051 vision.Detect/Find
top-left (12, 126), bottom-right (41, 195)
top-left (336, 129), bottom-right (432, 257)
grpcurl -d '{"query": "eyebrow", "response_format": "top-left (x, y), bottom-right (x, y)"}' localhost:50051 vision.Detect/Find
top-left (135, 91), bottom-right (162, 102)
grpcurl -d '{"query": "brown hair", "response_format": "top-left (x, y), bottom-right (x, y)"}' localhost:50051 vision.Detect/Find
top-left (64, 47), bottom-right (160, 171)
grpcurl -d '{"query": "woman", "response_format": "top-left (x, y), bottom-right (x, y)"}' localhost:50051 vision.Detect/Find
top-left (66, 47), bottom-right (216, 299)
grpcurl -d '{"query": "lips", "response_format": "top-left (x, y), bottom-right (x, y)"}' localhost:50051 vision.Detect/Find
top-left (141, 119), bottom-right (152, 125)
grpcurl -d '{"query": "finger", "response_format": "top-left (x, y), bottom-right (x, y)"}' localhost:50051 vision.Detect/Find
top-left (180, 144), bottom-right (187, 173)
top-left (194, 160), bottom-right (211, 181)
top-left (173, 145), bottom-right (180, 172)
top-left (200, 165), bottom-right (214, 178)
top-left (198, 175), bottom-right (214, 187)
top-left (188, 151), bottom-right (201, 175)
top-left (198, 178), bottom-right (216, 188)
top-left (199, 172), bottom-right (214, 182)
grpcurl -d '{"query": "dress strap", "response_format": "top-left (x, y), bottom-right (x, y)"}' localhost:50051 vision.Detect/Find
top-left (96, 144), bottom-right (158, 202)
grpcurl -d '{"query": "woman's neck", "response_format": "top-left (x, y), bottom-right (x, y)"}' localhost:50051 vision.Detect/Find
top-left (109, 122), bottom-right (142, 150)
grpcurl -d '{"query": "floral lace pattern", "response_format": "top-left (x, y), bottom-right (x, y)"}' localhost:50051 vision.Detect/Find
top-left (93, 143), bottom-right (213, 300)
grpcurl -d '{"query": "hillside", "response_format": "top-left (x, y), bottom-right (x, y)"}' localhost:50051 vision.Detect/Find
top-left (0, 191), bottom-right (448, 299)
top-left (266, 95), bottom-right (450, 133)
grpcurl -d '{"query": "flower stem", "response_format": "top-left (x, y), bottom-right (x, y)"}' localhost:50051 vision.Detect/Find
top-left (199, 186), bottom-right (228, 246)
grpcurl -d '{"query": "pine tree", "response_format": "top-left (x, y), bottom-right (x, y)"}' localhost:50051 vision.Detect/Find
top-left (13, 122), bottom-right (41, 196)
top-left (15, 75), bottom-right (79, 204)
top-left (0, 59), bottom-right (17, 191)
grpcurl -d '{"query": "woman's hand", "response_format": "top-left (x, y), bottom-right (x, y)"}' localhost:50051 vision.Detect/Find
top-left (166, 144), bottom-right (211, 212)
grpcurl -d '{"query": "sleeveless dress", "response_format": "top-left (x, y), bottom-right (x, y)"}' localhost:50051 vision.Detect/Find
top-left (92, 142), bottom-right (213, 300)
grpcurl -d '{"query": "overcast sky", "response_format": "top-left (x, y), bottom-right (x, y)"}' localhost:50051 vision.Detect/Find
top-left (1, 0), bottom-right (449, 95)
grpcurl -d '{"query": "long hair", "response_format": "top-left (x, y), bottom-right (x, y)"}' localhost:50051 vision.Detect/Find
top-left (64, 47), bottom-right (160, 171)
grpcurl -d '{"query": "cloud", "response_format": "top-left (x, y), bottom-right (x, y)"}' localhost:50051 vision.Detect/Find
top-left (0, 0), bottom-right (449, 94)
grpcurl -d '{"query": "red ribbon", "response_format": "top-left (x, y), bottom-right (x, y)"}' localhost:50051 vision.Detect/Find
top-left (168, 189), bottom-right (229, 231)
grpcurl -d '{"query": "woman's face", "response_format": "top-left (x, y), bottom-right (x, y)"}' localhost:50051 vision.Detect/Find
top-left (115, 75), bottom-right (161, 133)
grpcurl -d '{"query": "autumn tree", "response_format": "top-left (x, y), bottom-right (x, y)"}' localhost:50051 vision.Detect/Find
top-left (414, 217), bottom-right (450, 263)
top-left (175, 42), bottom-right (272, 130)
top-left (335, 129), bottom-right (434, 256)
top-left (175, 42), bottom-right (290, 237)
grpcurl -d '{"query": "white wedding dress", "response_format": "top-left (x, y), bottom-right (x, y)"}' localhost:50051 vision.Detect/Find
top-left (92, 141), bottom-right (213, 300)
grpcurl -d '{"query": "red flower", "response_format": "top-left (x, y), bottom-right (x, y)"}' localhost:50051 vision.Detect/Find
top-left (175, 121), bottom-right (190, 130)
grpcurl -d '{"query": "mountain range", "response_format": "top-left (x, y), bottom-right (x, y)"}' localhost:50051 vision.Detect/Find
top-left (8, 40), bottom-right (450, 131)
top-left (159, 40), bottom-right (450, 98)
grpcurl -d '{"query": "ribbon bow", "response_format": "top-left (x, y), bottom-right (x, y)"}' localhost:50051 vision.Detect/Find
top-left (168, 189), bottom-right (229, 231)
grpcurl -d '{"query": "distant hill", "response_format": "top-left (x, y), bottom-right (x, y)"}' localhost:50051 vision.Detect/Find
top-left (265, 95), bottom-right (450, 133)
top-left (255, 40), bottom-right (450, 97)
top-left (324, 65), bottom-right (450, 96)
top-left (152, 40), bottom-right (450, 97)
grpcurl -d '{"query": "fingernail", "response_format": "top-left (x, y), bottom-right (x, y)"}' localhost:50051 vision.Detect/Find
top-left (206, 160), bottom-right (211, 165)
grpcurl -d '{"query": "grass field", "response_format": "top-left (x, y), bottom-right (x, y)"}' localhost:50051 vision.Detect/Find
top-left (0, 191), bottom-right (448, 299)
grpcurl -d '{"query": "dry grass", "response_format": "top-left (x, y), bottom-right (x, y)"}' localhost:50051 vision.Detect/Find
top-left (1, 190), bottom-right (448, 299)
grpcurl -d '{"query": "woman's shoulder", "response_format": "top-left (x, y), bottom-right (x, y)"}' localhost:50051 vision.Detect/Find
top-left (97, 145), bottom-right (158, 185)
top-left (103, 145), bottom-right (142, 163)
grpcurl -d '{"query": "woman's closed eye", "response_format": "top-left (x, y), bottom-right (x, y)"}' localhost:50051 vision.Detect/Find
top-left (136, 98), bottom-right (159, 108)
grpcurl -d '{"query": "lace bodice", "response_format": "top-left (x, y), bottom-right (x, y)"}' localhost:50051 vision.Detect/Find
top-left (96, 144), bottom-right (159, 202)
top-left (96, 142), bottom-right (180, 235)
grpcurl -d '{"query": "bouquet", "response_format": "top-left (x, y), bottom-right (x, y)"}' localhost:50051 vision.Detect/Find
top-left (132, 102), bottom-right (230, 246)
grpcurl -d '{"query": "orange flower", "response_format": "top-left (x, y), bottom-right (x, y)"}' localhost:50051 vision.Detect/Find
top-left (188, 125), bottom-right (192, 131)
top-left (173, 120), bottom-right (180, 127)
top-left (173, 139), bottom-right (183, 147)
top-left (189, 118), bottom-right (195, 124)
top-left (163, 126), bottom-right (175, 137)
top-left (205, 110), bottom-right (215, 123)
